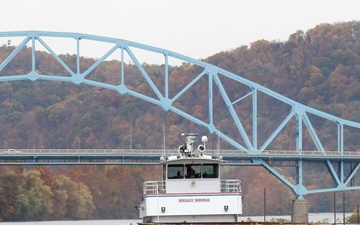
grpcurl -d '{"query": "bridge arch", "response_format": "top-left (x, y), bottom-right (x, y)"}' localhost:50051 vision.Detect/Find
top-left (1, 31), bottom-right (360, 198)
top-left (1, 31), bottom-right (359, 153)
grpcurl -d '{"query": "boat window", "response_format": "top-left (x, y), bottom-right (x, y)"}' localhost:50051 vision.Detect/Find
top-left (185, 164), bottom-right (201, 179)
top-left (202, 164), bottom-right (219, 178)
top-left (168, 164), bottom-right (184, 179)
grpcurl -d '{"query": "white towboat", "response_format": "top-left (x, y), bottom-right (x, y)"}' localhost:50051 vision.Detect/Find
top-left (138, 133), bottom-right (242, 223)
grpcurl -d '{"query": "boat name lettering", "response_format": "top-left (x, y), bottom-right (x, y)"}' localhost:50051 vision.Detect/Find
top-left (178, 198), bottom-right (210, 203)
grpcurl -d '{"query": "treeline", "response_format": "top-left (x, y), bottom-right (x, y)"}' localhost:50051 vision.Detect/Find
top-left (0, 21), bottom-right (359, 220)
top-left (0, 165), bottom-right (161, 221)
top-left (0, 165), bottom-right (295, 221)
top-left (2, 165), bottom-right (359, 221)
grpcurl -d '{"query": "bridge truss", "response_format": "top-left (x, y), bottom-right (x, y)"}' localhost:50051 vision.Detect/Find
top-left (0, 31), bottom-right (360, 198)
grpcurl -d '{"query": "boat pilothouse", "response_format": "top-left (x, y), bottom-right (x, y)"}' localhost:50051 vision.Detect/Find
top-left (138, 133), bottom-right (243, 223)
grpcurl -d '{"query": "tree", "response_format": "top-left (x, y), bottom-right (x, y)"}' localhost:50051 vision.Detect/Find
top-left (53, 175), bottom-right (95, 220)
top-left (13, 170), bottom-right (53, 221)
top-left (0, 168), bottom-right (53, 221)
top-left (0, 167), bottom-right (24, 220)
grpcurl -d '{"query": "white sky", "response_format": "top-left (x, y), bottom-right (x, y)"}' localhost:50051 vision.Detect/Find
top-left (2, 0), bottom-right (360, 62)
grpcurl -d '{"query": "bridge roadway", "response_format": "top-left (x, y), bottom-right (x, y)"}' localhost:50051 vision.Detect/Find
top-left (0, 148), bottom-right (359, 165)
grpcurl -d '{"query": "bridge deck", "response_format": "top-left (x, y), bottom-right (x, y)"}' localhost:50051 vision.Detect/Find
top-left (0, 149), bottom-right (359, 165)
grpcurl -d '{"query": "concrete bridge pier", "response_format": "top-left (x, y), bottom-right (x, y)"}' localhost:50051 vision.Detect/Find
top-left (291, 198), bottom-right (308, 223)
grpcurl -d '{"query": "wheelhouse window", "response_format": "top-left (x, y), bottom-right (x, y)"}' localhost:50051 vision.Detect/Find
top-left (185, 164), bottom-right (201, 178)
top-left (167, 163), bottom-right (219, 179)
top-left (168, 164), bottom-right (184, 179)
top-left (202, 163), bottom-right (219, 178)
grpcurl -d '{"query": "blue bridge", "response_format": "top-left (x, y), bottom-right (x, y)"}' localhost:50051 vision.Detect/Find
top-left (0, 31), bottom-right (360, 201)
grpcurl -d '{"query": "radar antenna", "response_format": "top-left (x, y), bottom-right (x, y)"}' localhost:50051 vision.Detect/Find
top-left (178, 133), bottom-right (207, 157)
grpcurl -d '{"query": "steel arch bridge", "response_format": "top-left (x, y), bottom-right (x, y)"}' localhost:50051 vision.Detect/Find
top-left (0, 31), bottom-right (360, 199)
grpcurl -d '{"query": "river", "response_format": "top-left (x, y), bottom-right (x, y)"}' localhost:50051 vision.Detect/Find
top-left (0, 213), bottom-right (353, 224)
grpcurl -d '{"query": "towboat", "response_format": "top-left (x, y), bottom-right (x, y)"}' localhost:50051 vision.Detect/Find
top-left (138, 133), bottom-right (242, 223)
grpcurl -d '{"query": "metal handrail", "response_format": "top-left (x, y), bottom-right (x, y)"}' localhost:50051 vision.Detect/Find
top-left (221, 179), bottom-right (242, 193)
top-left (143, 179), bottom-right (242, 194)
top-left (1, 148), bottom-right (360, 156)
top-left (143, 181), bottom-right (166, 194)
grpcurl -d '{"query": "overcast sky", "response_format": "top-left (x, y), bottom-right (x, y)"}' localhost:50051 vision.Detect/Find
top-left (2, 0), bottom-right (360, 62)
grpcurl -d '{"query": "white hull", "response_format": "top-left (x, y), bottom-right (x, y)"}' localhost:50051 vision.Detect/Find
top-left (144, 193), bottom-right (242, 214)
top-left (140, 193), bottom-right (242, 222)
top-left (143, 215), bottom-right (240, 223)
top-left (139, 179), bottom-right (242, 223)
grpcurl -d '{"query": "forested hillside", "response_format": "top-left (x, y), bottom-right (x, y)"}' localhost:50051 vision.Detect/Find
top-left (206, 22), bottom-right (360, 121)
top-left (0, 21), bottom-right (359, 221)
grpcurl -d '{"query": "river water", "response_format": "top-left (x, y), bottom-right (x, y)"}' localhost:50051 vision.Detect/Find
top-left (0, 213), bottom-right (353, 224)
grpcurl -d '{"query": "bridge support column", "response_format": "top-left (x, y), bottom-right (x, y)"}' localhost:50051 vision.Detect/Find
top-left (291, 198), bottom-right (308, 223)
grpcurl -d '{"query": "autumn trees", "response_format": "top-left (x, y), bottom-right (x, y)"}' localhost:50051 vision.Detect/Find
top-left (0, 21), bottom-right (359, 220)
top-left (0, 166), bottom-right (91, 221)
top-left (0, 165), bottom-right (161, 221)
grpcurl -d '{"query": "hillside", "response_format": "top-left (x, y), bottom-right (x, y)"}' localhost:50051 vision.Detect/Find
top-left (206, 22), bottom-right (360, 121)
top-left (0, 21), bottom-right (359, 221)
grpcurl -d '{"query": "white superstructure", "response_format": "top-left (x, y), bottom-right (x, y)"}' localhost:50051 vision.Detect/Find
top-left (138, 133), bottom-right (242, 223)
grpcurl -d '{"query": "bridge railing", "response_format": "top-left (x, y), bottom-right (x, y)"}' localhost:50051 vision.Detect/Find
top-left (0, 149), bottom-right (360, 157)
top-left (0, 149), bottom-right (175, 154)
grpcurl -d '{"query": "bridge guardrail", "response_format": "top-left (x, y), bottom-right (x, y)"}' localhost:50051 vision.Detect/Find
top-left (0, 149), bottom-right (360, 157)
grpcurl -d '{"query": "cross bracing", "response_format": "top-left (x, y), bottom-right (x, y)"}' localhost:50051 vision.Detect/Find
top-left (0, 31), bottom-right (360, 198)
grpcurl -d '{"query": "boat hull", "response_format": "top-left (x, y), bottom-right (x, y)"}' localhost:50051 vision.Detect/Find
top-left (140, 192), bottom-right (242, 223)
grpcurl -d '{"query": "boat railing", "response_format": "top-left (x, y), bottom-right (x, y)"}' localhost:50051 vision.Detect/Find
top-left (221, 179), bottom-right (241, 193)
top-left (143, 180), bottom-right (241, 194)
top-left (143, 181), bottom-right (166, 195)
